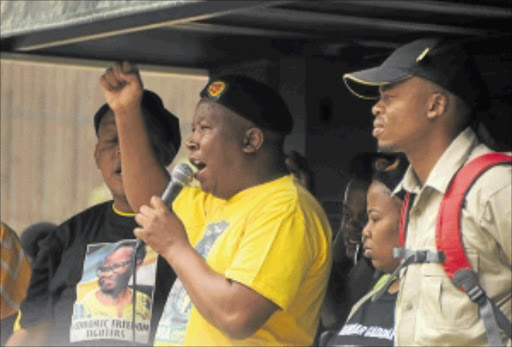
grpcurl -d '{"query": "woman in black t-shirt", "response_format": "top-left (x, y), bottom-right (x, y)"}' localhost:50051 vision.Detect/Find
top-left (328, 155), bottom-right (407, 347)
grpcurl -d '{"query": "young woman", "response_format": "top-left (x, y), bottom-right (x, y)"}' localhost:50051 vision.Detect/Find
top-left (328, 156), bottom-right (407, 347)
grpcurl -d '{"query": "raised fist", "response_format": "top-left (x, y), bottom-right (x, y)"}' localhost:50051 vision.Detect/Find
top-left (99, 61), bottom-right (144, 114)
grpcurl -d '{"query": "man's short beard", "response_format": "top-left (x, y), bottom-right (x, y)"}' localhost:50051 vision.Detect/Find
top-left (99, 267), bottom-right (133, 298)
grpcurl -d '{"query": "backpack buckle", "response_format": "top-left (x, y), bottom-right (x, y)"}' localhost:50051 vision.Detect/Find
top-left (413, 250), bottom-right (428, 263)
top-left (467, 284), bottom-right (486, 305)
top-left (393, 247), bottom-right (444, 263)
top-left (453, 269), bottom-right (486, 304)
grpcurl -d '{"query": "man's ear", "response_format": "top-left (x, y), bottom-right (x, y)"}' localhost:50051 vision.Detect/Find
top-left (243, 128), bottom-right (264, 153)
top-left (427, 92), bottom-right (448, 120)
top-left (93, 143), bottom-right (100, 169)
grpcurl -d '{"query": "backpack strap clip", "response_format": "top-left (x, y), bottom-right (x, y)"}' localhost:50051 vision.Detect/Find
top-left (372, 248), bottom-right (443, 302)
top-left (454, 269), bottom-right (486, 304)
top-left (393, 247), bottom-right (444, 264)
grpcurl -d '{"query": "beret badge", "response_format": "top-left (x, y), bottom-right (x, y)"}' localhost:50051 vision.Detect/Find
top-left (207, 81), bottom-right (227, 100)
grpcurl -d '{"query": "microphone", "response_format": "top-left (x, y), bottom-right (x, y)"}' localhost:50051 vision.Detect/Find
top-left (161, 163), bottom-right (195, 206)
top-left (135, 163), bottom-right (194, 250)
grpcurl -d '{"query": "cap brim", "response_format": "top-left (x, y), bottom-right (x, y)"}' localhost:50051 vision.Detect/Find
top-left (343, 66), bottom-right (412, 99)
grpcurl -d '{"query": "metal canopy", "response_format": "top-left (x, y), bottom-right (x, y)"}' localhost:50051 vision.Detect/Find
top-left (1, 0), bottom-right (511, 68)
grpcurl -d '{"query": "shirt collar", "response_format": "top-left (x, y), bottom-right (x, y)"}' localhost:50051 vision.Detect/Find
top-left (394, 165), bottom-right (420, 195)
top-left (394, 127), bottom-right (479, 195)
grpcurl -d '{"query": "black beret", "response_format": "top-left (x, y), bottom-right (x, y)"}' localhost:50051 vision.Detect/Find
top-left (94, 90), bottom-right (181, 154)
top-left (200, 75), bottom-right (294, 134)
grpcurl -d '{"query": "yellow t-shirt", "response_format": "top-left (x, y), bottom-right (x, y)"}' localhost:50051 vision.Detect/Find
top-left (155, 175), bottom-right (332, 346)
top-left (79, 289), bottom-right (151, 320)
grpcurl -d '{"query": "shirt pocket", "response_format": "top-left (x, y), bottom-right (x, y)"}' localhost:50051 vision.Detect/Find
top-left (417, 255), bottom-right (480, 331)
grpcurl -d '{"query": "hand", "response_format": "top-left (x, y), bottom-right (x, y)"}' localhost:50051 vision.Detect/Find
top-left (134, 196), bottom-right (189, 258)
top-left (99, 61), bottom-right (143, 114)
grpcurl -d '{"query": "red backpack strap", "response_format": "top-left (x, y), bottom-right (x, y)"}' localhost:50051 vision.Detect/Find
top-left (398, 192), bottom-right (411, 247)
top-left (395, 190), bottom-right (444, 265)
top-left (438, 153), bottom-right (512, 345)
top-left (436, 152), bottom-right (512, 282)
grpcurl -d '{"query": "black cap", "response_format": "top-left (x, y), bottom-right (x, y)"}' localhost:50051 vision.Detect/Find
top-left (94, 90), bottom-right (181, 159)
top-left (200, 75), bottom-right (294, 134)
top-left (343, 38), bottom-right (489, 110)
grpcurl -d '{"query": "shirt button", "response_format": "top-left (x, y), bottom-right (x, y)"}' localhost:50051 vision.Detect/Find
top-left (406, 302), bottom-right (413, 310)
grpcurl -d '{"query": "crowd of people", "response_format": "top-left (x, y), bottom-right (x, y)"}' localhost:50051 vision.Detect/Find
top-left (1, 37), bottom-right (510, 346)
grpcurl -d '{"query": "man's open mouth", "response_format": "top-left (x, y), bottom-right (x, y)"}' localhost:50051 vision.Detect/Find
top-left (190, 159), bottom-right (206, 174)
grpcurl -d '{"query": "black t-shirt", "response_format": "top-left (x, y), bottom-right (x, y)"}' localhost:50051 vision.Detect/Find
top-left (328, 290), bottom-right (397, 347)
top-left (20, 201), bottom-right (176, 346)
top-left (324, 256), bottom-right (376, 330)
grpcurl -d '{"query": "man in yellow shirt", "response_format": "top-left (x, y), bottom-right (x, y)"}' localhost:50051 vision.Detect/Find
top-left (99, 63), bottom-right (332, 346)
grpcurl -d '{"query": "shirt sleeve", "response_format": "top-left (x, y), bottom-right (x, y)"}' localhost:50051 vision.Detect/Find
top-left (224, 195), bottom-right (316, 310)
top-left (481, 182), bottom-right (512, 265)
top-left (19, 229), bottom-right (65, 328)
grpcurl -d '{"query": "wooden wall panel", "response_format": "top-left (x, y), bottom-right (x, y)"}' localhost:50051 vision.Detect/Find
top-left (0, 58), bottom-right (207, 234)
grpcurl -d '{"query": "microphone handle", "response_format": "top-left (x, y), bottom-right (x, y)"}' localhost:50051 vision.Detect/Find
top-left (135, 238), bottom-right (144, 250)
top-left (161, 181), bottom-right (184, 206)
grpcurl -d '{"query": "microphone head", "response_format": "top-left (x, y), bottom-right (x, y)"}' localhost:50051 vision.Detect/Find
top-left (171, 163), bottom-right (194, 186)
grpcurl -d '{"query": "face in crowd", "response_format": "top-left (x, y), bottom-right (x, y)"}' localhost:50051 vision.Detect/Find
top-left (186, 98), bottom-right (256, 200)
top-left (371, 77), bottom-right (437, 153)
top-left (339, 179), bottom-right (369, 260)
top-left (361, 180), bottom-right (402, 273)
top-left (97, 245), bottom-right (135, 298)
top-left (94, 111), bottom-right (124, 201)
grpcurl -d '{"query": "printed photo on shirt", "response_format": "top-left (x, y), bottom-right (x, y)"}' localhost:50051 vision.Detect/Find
top-left (70, 239), bottom-right (157, 344)
top-left (155, 220), bottom-right (228, 345)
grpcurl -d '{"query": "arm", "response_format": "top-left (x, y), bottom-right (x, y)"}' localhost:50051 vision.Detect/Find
top-left (9, 228), bottom-right (65, 346)
top-left (6, 321), bottom-right (51, 347)
top-left (135, 196), bottom-right (278, 339)
top-left (99, 62), bottom-right (170, 211)
top-left (482, 183), bottom-right (512, 264)
top-left (320, 256), bottom-right (352, 329)
top-left (166, 242), bottom-right (277, 339)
